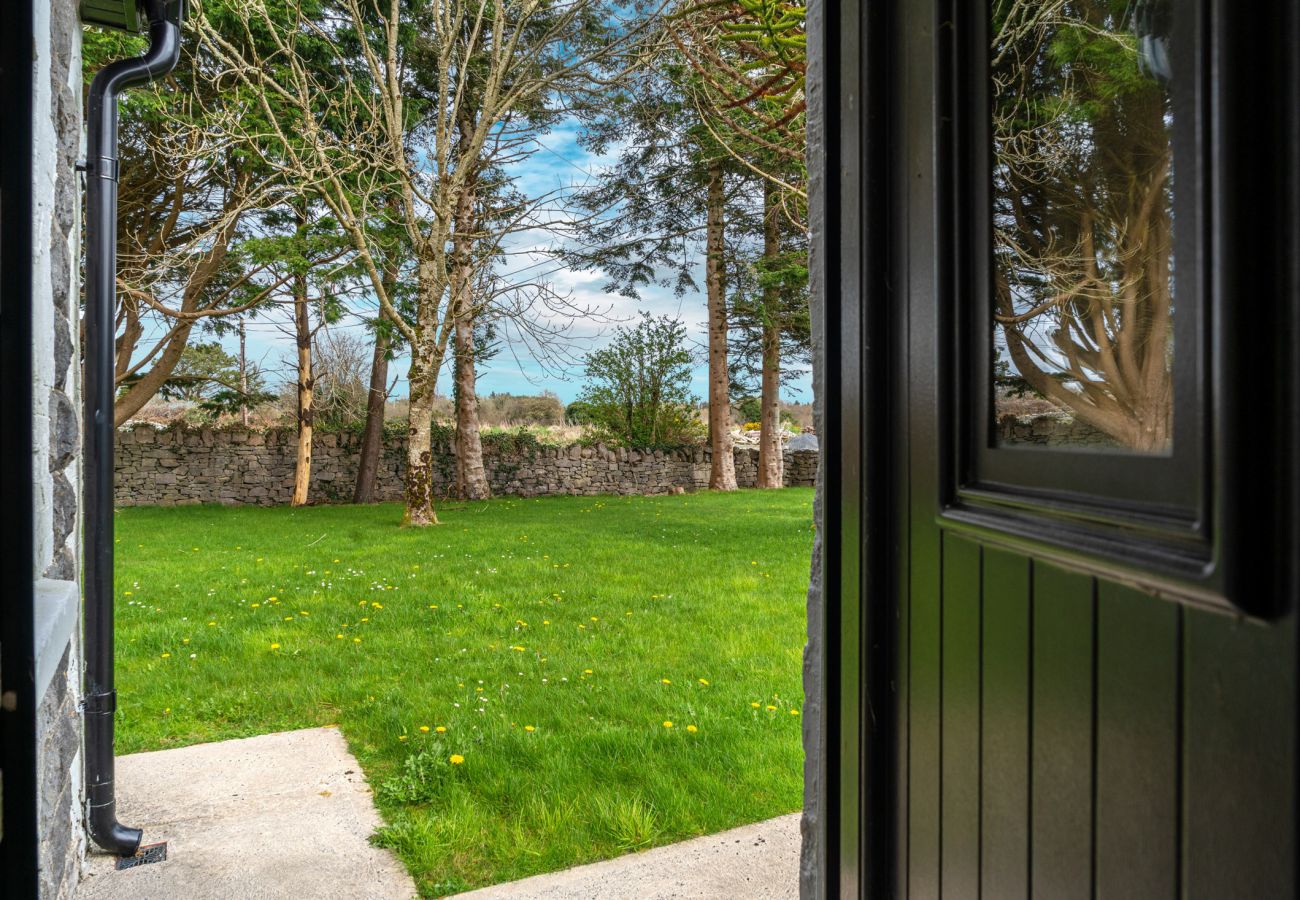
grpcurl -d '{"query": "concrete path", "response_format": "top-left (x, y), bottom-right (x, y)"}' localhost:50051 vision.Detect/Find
top-left (450, 813), bottom-right (801, 900)
top-left (78, 725), bottom-right (799, 900)
top-left (79, 727), bottom-right (418, 900)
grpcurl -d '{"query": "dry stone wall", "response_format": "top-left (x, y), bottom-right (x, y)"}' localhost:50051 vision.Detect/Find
top-left (995, 412), bottom-right (1120, 448)
top-left (115, 426), bottom-right (819, 506)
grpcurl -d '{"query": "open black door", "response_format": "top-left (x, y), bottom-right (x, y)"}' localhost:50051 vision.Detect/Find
top-left (821, 0), bottom-right (1300, 895)
top-left (0, 1), bottom-right (41, 894)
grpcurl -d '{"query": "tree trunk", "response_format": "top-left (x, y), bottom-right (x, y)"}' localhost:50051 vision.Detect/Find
top-left (402, 261), bottom-right (451, 527)
top-left (705, 161), bottom-right (737, 490)
top-left (403, 337), bottom-right (439, 526)
top-left (239, 320), bottom-right (249, 427)
top-left (757, 188), bottom-right (784, 488)
top-left (352, 329), bottom-right (390, 503)
top-left (451, 189), bottom-right (490, 500)
top-left (291, 265), bottom-right (313, 507)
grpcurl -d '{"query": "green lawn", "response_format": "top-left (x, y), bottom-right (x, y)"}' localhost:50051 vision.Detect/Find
top-left (114, 489), bottom-right (813, 895)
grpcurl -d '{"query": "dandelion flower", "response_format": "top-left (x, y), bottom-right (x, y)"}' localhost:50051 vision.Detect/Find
top-left (435, 726), bottom-right (446, 733)
top-left (336, 634), bottom-right (344, 639)
top-left (766, 705), bottom-right (777, 711)
top-left (698, 678), bottom-right (710, 686)
top-left (661, 679), bottom-right (671, 685)
top-left (686, 725), bottom-right (698, 733)
top-left (398, 735), bottom-right (407, 742)
top-left (270, 643), bottom-right (280, 650)
top-left (663, 721), bottom-right (674, 728)
top-left (791, 709), bottom-right (800, 716)
top-left (584, 669), bottom-right (594, 675)
top-left (524, 725), bottom-right (536, 732)
top-left (352, 637), bottom-right (361, 644)
top-left (160, 653), bottom-right (171, 659)
top-left (449, 754), bottom-right (465, 765)
top-left (419, 726), bottom-right (430, 733)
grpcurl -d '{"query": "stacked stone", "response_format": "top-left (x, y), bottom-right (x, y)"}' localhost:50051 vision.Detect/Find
top-left (116, 426), bottom-right (820, 506)
top-left (995, 413), bottom-right (1120, 448)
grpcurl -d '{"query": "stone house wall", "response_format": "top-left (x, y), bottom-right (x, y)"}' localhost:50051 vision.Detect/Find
top-left (32, 2), bottom-right (86, 896)
top-left (114, 427), bottom-right (819, 506)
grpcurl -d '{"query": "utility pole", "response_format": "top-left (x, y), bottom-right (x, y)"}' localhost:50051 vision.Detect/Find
top-left (239, 319), bottom-right (249, 427)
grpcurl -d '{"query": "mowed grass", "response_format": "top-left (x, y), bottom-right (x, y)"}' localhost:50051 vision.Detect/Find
top-left (114, 489), bottom-right (813, 895)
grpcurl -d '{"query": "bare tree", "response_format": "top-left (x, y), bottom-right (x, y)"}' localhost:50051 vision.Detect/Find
top-left (200, 0), bottom-right (650, 524)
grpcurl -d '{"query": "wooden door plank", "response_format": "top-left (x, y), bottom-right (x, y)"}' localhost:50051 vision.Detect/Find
top-left (980, 548), bottom-right (1031, 900)
top-left (1094, 585), bottom-right (1178, 899)
top-left (1183, 608), bottom-right (1297, 897)
top-left (909, 526), bottom-right (943, 899)
top-left (941, 534), bottom-right (982, 899)
top-left (1030, 563), bottom-right (1094, 900)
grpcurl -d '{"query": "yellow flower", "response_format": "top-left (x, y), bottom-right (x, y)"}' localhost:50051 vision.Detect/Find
top-left (419, 726), bottom-right (430, 733)
top-left (251, 603), bottom-right (260, 609)
top-left (660, 678), bottom-right (671, 685)
top-left (398, 735), bottom-right (407, 741)
top-left (160, 653), bottom-right (171, 658)
top-left (590, 616), bottom-right (598, 622)
top-left (524, 725), bottom-right (536, 732)
top-left (698, 678), bottom-right (710, 686)
top-left (584, 669), bottom-right (594, 675)
top-left (543, 620), bottom-right (550, 625)
top-left (449, 754), bottom-right (465, 765)
top-left (352, 637), bottom-right (361, 643)
top-left (751, 702), bottom-right (761, 709)
top-left (270, 643), bottom-right (280, 650)
top-left (686, 725), bottom-right (698, 733)
top-left (662, 721), bottom-right (673, 728)
top-left (430, 605), bottom-right (438, 609)
top-left (336, 634), bottom-right (344, 639)
top-left (267, 595), bottom-right (276, 600)
top-left (208, 621), bottom-right (217, 626)
top-left (766, 705), bottom-right (777, 711)
top-left (435, 726), bottom-right (446, 733)
top-left (790, 709), bottom-right (800, 716)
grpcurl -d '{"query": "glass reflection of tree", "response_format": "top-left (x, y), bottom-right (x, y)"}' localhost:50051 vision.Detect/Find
top-left (992, 0), bottom-right (1174, 452)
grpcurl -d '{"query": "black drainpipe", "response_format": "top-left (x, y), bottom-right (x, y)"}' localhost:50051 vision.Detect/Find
top-left (84, 0), bottom-right (184, 856)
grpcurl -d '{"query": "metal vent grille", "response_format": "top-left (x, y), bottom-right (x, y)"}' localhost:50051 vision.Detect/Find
top-left (115, 842), bottom-right (168, 871)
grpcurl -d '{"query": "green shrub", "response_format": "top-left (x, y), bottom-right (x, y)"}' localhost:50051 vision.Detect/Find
top-left (576, 313), bottom-right (703, 449)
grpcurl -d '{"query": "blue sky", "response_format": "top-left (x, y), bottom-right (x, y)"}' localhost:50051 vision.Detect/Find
top-left (208, 117), bottom-right (812, 407)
